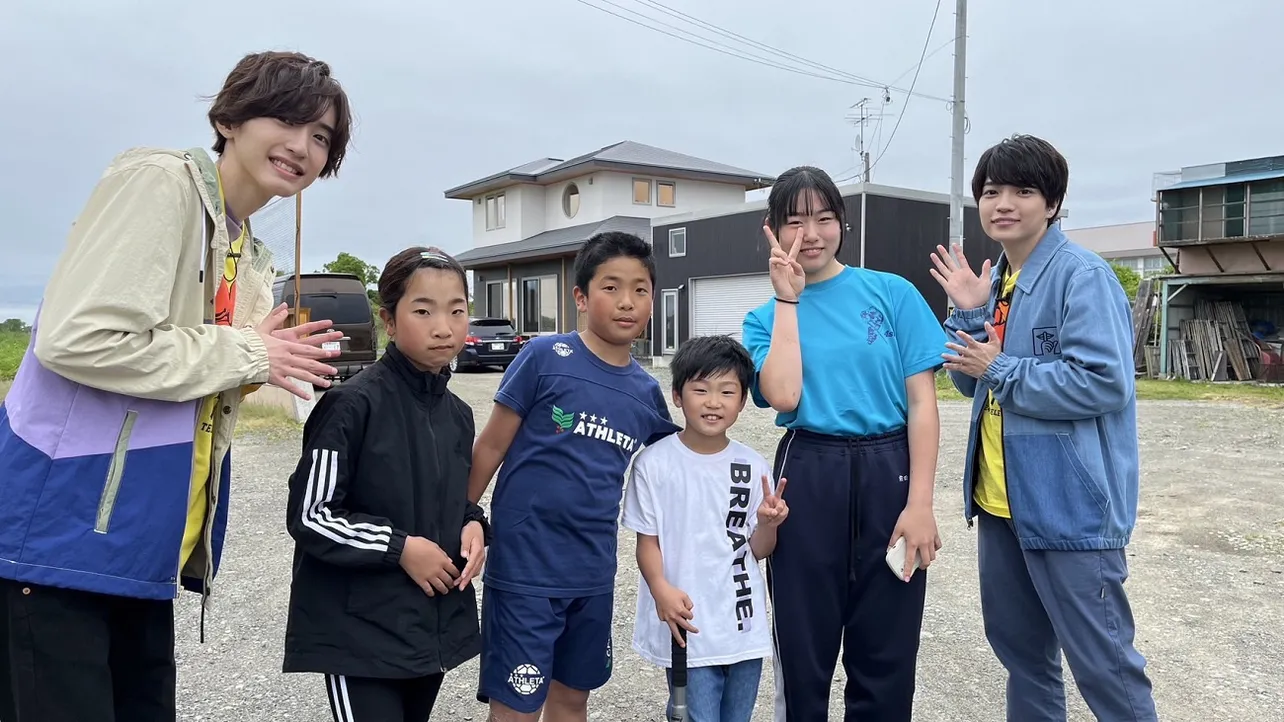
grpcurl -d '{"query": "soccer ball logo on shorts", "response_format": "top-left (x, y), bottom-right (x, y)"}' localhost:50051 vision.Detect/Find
top-left (509, 664), bottom-right (544, 696)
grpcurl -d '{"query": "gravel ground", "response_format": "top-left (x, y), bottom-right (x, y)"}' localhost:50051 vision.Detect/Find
top-left (175, 369), bottom-right (1284, 721)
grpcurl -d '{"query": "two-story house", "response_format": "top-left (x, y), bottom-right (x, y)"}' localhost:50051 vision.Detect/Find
top-left (1152, 154), bottom-right (1284, 380)
top-left (447, 141), bottom-right (773, 340)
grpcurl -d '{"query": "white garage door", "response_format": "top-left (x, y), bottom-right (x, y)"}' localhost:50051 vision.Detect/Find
top-left (691, 273), bottom-right (775, 341)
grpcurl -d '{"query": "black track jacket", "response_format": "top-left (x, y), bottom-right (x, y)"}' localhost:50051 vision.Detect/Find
top-left (282, 342), bottom-right (490, 678)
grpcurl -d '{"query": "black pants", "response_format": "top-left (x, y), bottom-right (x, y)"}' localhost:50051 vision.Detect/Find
top-left (0, 589), bottom-right (13, 722)
top-left (325, 673), bottom-right (445, 722)
top-left (2, 579), bottom-right (176, 722)
top-left (766, 427), bottom-right (927, 722)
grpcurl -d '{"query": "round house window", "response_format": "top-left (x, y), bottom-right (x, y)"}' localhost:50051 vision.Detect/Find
top-left (563, 183), bottom-right (580, 219)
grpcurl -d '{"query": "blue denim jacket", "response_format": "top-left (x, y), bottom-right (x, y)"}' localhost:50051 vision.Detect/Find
top-left (944, 226), bottom-right (1140, 551)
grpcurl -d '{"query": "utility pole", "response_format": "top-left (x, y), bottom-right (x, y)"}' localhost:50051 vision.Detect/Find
top-left (948, 0), bottom-right (968, 257)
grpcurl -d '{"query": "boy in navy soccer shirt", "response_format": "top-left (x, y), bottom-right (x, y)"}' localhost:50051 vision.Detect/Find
top-left (467, 231), bottom-right (680, 721)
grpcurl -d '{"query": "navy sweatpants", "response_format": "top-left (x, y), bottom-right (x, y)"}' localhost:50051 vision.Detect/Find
top-left (977, 510), bottom-right (1158, 721)
top-left (766, 427), bottom-right (925, 722)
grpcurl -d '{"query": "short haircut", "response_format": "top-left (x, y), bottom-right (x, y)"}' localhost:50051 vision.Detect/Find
top-left (378, 246), bottom-right (468, 315)
top-left (572, 231), bottom-right (657, 293)
top-left (670, 335), bottom-right (755, 400)
top-left (208, 51), bottom-right (353, 178)
top-left (766, 165), bottom-right (847, 251)
top-left (971, 134), bottom-right (1069, 226)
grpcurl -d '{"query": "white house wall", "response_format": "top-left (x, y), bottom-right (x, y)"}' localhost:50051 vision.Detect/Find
top-left (469, 186), bottom-right (528, 247)
top-left (589, 172), bottom-right (747, 223)
top-left (468, 171), bottom-right (750, 249)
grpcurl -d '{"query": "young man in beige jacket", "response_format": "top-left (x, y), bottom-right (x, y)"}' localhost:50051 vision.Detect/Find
top-left (0, 50), bottom-right (353, 722)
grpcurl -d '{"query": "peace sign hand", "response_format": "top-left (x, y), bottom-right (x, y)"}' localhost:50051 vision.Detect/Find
top-left (756, 474), bottom-right (789, 529)
top-left (929, 243), bottom-right (992, 310)
top-left (765, 224), bottom-right (805, 302)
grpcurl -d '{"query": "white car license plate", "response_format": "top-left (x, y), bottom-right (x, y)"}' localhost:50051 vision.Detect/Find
top-left (490, 342), bottom-right (505, 351)
top-left (322, 341), bottom-right (341, 352)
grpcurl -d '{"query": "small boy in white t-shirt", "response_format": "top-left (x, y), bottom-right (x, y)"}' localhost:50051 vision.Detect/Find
top-left (622, 334), bottom-right (789, 722)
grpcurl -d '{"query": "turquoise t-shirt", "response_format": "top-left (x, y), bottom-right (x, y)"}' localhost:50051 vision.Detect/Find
top-left (741, 266), bottom-right (947, 437)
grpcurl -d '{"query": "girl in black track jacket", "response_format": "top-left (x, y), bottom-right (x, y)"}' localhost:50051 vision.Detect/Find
top-left (282, 247), bottom-right (491, 722)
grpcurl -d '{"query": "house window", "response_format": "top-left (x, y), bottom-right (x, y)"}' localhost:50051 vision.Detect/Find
top-left (563, 183), bottom-right (580, 219)
top-left (1159, 189), bottom-right (1199, 243)
top-left (1248, 179), bottom-right (1284, 237)
top-left (486, 193), bottom-right (506, 230)
top-left (1142, 256), bottom-right (1169, 275)
top-left (484, 280), bottom-right (507, 319)
top-left (520, 276), bottom-right (559, 334)
top-left (657, 181), bottom-right (676, 207)
top-left (633, 178), bottom-right (652, 205)
top-left (1198, 185), bottom-right (1247, 240)
top-left (668, 227), bottom-right (686, 257)
top-left (661, 289), bottom-right (678, 354)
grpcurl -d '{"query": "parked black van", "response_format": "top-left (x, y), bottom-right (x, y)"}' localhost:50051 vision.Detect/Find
top-left (273, 273), bottom-right (378, 381)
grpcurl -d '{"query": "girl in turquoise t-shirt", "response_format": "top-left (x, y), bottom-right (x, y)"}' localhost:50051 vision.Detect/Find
top-left (741, 165), bottom-right (946, 722)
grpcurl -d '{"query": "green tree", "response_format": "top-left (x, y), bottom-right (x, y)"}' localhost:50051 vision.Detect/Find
top-left (322, 252), bottom-right (379, 286)
top-left (321, 252), bottom-right (381, 308)
top-left (0, 318), bottom-right (30, 333)
top-left (1110, 262), bottom-right (1141, 300)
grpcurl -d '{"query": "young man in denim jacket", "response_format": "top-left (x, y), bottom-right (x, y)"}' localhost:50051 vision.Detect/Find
top-left (930, 134), bottom-right (1158, 721)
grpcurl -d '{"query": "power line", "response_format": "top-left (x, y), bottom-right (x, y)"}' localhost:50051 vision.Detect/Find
top-left (887, 36), bottom-right (957, 88)
top-left (630, 0), bottom-right (957, 104)
top-left (630, 0), bottom-right (881, 92)
top-left (567, 0), bottom-right (867, 86)
top-left (838, 0), bottom-right (943, 182)
top-left (569, 0), bottom-right (953, 104)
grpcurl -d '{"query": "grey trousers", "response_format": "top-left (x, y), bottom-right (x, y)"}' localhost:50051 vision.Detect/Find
top-left (977, 510), bottom-right (1159, 721)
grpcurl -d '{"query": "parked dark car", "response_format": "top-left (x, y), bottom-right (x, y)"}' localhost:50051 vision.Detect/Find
top-left (451, 317), bottom-right (525, 372)
top-left (274, 273), bottom-right (378, 381)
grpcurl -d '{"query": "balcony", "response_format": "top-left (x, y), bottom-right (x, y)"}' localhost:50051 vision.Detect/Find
top-left (1157, 172), bottom-right (1284, 247)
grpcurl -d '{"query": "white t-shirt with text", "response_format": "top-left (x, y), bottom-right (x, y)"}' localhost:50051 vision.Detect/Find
top-left (621, 433), bottom-right (776, 669)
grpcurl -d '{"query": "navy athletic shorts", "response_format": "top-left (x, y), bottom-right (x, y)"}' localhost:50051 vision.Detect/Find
top-left (476, 587), bottom-right (615, 714)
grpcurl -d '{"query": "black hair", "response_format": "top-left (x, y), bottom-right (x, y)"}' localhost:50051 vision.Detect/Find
top-left (971, 134), bottom-right (1069, 227)
top-left (572, 231), bottom-right (657, 293)
top-left (766, 165), bottom-right (847, 253)
top-left (377, 246), bottom-right (468, 316)
top-left (670, 335), bottom-right (754, 400)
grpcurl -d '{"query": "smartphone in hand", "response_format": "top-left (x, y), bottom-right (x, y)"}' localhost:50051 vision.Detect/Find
top-left (884, 536), bottom-right (921, 581)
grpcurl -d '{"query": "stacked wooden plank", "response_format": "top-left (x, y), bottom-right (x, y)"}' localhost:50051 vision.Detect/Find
top-left (1167, 338), bottom-right (1198, 379)
top-left (1144, 344), bottom-right (1161, 378)
top-left (1206, 300), bottom-right (1257, 380)
top-left (1169, 299), bottom-right (1260, 381)
top-left (1180, 318), bottom-right (1225, 380)
top-left (1131, 279), bottom-right (1158, 371)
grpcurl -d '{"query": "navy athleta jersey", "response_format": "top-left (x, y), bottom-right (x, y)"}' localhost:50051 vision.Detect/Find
top-left (485, 332), bottom-right (679, 597)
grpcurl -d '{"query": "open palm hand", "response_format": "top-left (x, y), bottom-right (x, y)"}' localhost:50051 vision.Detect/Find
top-left (929, 244), bottom-right (991, 310)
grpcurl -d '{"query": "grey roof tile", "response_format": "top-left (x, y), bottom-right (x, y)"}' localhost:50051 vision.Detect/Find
top-left (444, 141), bottom-right (773, 198)
top-left (570, 140), bottom-right (768, 179)
top-left (454, 216), bottom-right (653, 268)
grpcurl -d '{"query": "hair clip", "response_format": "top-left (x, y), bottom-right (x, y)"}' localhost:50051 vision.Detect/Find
top-left (420, 250), bottom-right (450, 262)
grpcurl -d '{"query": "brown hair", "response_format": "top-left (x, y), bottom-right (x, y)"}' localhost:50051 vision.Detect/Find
top-left (207, 51), bottom-right (353, 178)
top-left (378, 247), bottom-right (469, 315)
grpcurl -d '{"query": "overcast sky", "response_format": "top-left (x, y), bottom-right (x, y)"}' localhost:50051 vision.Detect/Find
top-left (2, 0), bottom-right (1279, 322)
